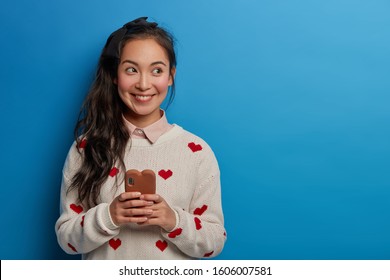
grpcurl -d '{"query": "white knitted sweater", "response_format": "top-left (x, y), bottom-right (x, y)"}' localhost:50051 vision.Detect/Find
top-left (55, 125), bottom-right (226, 259)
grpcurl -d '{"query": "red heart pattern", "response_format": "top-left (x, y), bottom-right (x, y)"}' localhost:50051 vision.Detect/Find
top-left (168, 228), bottom-right (183, 238)
top-left (156, 240), bottom-right (168, 252)
top-left (194, 205), bottom-right (208, 216)
top-left (188, 142), bottom-right (203, 152)
top-left (158, 169), bottom-right (173, 180)
top-left (109, 238), bottom-right (122, 250)
top-left (204, 251), bottom-right (214, 257)
top-left (65, 140), bottom-right (222, 257)
top-left (78, 139), bottom-right (87, 149)
top-left (70, 203), bottom-right (83, 214)
top-left (109, 167), bottom-right (119, 177)
top-left (67, 243), bottom-right (77, 252)
top-left (194, 217), bottom-right (202, 230)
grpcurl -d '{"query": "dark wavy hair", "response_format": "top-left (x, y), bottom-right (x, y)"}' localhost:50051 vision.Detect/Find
top-left (69, 18), bottom-right (177, 207)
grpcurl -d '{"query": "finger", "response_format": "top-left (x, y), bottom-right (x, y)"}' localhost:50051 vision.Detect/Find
top-left (120, 216), bottom-right (149, 224)
top-left (137, 218), bottom-right (156, 226)
top-left (140, 194), bottom-right (162, 202)
top-left (123, 208), bottom-right (153, 217)
top-left (118, 192), bottom-right (142, 202)
top-left (122, 199), bottom-right (154, 209)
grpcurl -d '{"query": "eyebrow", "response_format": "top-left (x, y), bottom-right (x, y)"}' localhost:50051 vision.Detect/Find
top-left (122, 60), bottom-right (167, 67)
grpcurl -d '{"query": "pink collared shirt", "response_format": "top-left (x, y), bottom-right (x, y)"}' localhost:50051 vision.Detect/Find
top-left (122, 110), bottom-right (173, 144)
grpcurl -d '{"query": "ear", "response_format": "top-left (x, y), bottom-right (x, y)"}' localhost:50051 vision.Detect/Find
top-left (168, 67), bottom-right (176, 86)
top-left (113, 77), bottom-right (118, 85)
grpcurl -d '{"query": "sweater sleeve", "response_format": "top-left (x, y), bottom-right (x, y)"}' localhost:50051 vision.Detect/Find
top-left (161, 145), bottom-right (227, 258)
top-left (54, 143), bottom-right (120, 255)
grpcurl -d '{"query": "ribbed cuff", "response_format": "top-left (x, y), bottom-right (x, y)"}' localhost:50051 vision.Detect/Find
top-left (97, 203), bottom-right (120, 234)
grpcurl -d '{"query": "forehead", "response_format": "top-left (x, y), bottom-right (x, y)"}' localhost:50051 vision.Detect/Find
top-left (120, 38), bottom-right (169, 64)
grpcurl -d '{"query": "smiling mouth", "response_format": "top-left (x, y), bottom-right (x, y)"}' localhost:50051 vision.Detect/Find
top-left (132, 94), bottom-right (155, 102)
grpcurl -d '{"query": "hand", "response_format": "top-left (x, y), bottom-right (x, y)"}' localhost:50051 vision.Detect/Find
top-left (109, 192), bottom-right (154, 226)
top-left (138, 194), bottom-right (176, 232)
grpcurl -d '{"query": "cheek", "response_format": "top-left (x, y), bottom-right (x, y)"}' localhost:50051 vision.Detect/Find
top-left (116, 75), bottom-right (135, 92)
top-left (154, 77), bottom-right (171, 93)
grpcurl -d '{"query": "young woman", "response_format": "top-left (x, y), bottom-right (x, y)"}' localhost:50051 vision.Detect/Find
top-left (55, 17), bottom-right (226, 259)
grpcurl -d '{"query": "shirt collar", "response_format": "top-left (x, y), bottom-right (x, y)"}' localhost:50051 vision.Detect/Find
top-left (122, 110), bottom-right (173, 144)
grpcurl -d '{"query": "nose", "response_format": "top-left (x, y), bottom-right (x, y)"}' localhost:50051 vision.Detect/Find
top-left (135, 74), bottom-right (151, 91)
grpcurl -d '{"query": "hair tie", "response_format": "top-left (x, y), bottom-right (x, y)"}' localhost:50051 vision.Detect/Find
top-left (102, 17), bottom-right (158, 59)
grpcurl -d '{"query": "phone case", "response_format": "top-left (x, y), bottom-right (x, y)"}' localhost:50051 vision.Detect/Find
top-left (124, 169), bottom-right (156, 194)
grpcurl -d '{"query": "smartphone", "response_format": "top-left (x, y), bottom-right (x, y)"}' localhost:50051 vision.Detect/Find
top-left (125, 169), bottom-right (156, 194)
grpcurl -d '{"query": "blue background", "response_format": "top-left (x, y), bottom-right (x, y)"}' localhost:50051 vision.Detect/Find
top-left (0, 0), bottom-right (389, 260)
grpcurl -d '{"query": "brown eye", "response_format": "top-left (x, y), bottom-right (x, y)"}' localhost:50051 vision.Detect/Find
top-left (126, 67), bottom-right (137, 73)
top-left (152, 68), bottom-right (163, 75)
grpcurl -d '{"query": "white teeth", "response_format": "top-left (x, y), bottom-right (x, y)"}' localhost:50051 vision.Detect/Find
top-left (134, 95), bottom-right (153, 101)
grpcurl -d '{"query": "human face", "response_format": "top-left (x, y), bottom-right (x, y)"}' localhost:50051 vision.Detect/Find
top-left (116, 38), bottom-right (175, 127)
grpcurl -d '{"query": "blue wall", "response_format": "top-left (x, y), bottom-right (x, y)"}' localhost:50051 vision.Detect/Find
top-left (1, 0), bottom-right (389, 259)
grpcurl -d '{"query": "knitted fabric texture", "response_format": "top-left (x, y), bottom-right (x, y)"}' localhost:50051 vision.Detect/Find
top-left (55, 125), bottom-right (226, 259)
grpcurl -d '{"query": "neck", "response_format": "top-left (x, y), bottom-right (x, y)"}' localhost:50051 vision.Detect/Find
top-left (123, 109), bottom-right (162, 128)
